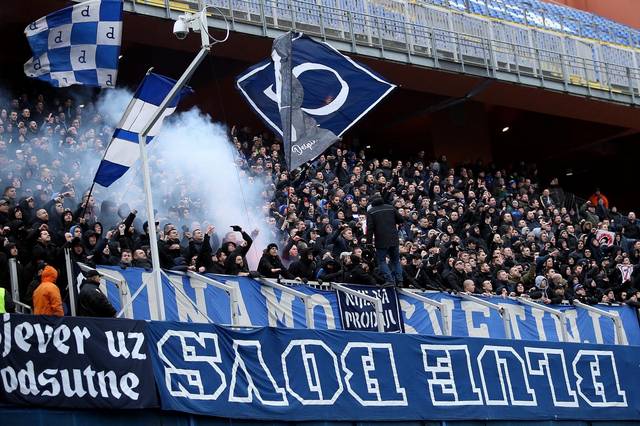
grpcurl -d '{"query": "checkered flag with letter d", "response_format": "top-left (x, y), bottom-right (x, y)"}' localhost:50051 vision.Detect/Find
top-left (24, 0), bottom-right (123, 88)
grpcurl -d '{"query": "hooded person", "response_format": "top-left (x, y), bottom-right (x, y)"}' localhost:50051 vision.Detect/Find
top-left (32, 265), bottom-right (63, 316)
top-left (77, 270), bottom-right (116, 317)
top-left (258, 243), bottom-right (293, 279)
top-left (288, 247), bottom-right (316, 281)
top-left (223, 226), bottom-right (254, 272)
top-left (529, 275), bottom-right (550, 301)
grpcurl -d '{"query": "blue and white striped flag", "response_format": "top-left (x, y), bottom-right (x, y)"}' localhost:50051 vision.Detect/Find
top-left (24, 0), bottom-right (123, 88)
top-left (93, 72), bottom-right (192, 187)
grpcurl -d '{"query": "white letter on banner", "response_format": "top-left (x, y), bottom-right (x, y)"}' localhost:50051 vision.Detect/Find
top-left (400, 299), bottom-right (443, 335)
top-left (478, 346), bottom-right (537, 406)
top-left (157, 331), bottom-right (226, 400)
top-left (525, 348), bottom-right (578, 407)
top-left (14, 322), bottom-right (33, 352)
top-left (166, 274), bottom-right (209, 323)
top-left (224, 280), bottom-right (254, 327)
top-left (282, 339), bottom-right (343, 405)
top-left (399, 299), bottom-right (417, 334)
top-left (261, 287), bottom-right (295, 327)
top-left (341, 343), bottom-right (407, 406)
top-left (498, 304), bottom-right (525, 340)
top-left (440, 298), bottom-right (454, 335)
top-left (563, 310), bottom-right (581, 343)
top-left (421, 345), bottom-right (483, 406)
top-left (461, 301), bottom-right (490, 337)
top-left (531, 309), bottom-right (548, 341)
top-left (572, 350), bottom-right (627, 407)
top-left (229, 340), bottom-right (288, 406)
top-left (309, 294), bottom-right (336, 329)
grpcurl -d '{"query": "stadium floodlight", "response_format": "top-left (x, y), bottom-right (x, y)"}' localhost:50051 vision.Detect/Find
top-left (502, 126), bottom-right (510, 133)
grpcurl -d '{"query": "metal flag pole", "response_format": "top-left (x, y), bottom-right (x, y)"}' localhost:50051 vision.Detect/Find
top-left (136, 7), bottom-right (229, 320)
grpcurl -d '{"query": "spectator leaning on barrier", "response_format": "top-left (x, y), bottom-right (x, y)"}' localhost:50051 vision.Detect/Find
top-left (77, 270), bottom-right (116, 318)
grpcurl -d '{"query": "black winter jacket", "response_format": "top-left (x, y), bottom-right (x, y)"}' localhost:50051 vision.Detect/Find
top-left (77, 280), bottom-right (116, 318)
top-left (366, 196), bottom-right (404, 248)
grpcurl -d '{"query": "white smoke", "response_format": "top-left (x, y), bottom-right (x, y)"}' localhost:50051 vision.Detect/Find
top-left (92, 88), bottom-right (274, 266)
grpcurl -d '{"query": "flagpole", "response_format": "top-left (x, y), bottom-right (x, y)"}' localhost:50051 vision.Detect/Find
top-left (136, 6), bottom-right (226, 320)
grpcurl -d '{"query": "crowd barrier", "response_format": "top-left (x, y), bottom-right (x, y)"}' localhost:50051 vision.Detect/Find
top-left (75, 265), bottom-right (640, 346)
top-left (1, 313), bottom-right (639, 421)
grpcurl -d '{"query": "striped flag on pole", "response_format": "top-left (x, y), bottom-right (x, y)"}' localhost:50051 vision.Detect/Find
top-left (93, 72), bottom-right (192, 187)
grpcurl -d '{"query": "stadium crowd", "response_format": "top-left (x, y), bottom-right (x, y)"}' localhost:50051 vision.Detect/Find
top-left (0, 89), bottom-right (640, 316)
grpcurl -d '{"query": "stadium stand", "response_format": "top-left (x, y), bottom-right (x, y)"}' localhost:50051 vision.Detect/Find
top-left (0, 87), bottom-right (639, 317)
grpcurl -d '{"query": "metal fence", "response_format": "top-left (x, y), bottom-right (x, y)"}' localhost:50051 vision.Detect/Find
top-left (128, 0), bottom-right (640, 105)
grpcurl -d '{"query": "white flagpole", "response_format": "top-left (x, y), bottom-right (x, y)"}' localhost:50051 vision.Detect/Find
top-left (135, 7), bottom-right (226, 320)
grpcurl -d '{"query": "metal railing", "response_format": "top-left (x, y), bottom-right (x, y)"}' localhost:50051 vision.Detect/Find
top-left (397, 288), bottom-right (450, 335)
top-left (517, 296), bottom-right (569, 342)
top-left (573, 300), bottom-right (629, 345)
top-left (127, 0), bottom-right (640, 105)
top-left (258, 277), bottom-right (316, 328)
top-left (459, 292), bottom-right (512, 338)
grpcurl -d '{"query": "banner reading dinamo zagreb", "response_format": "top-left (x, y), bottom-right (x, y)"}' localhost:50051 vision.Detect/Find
top-left (146, 320), bottom-right (640, 421)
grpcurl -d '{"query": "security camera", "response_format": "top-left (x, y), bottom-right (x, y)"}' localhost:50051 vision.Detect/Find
top-left (173, 17), bottom-right (189, 40)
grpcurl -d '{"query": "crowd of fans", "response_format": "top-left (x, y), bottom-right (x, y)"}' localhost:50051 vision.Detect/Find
top-left (1, 88), bottom-right (640, 316)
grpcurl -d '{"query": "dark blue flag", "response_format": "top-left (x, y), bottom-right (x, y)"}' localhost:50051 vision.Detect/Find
top-left (236, 32), bottom-right (395, 170)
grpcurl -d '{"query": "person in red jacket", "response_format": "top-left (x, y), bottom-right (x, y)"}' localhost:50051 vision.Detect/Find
top-left (32, 265), bottom-right (63, 316)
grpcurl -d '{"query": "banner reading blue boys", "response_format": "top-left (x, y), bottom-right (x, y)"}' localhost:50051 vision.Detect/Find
top-left (146, 320), bottom-right (640, 421)
top-left (237, 32), bottom-right (395, 170)
top-left (24, 0), bottom-right (123, 88)
top-left (336, 284), bottom-right (404, 332)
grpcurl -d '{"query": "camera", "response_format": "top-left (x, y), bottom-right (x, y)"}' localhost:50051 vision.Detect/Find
top-left (173, 17), bottom-right (189, 40)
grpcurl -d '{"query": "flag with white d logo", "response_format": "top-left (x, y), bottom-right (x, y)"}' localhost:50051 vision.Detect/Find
top-left (236, 32), bottom-right (395, 170)
top-left (24, 0), bottom-right (123, 88)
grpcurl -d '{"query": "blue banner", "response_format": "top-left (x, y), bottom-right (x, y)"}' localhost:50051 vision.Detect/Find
top-left (145, 320), bottom-right (640, 421)
top-left (336, 284), bottom-right (404, 332)
top-left (0, 314), bottom-right (157, 409)
top-left (93, 266), bottom-right (640, 345)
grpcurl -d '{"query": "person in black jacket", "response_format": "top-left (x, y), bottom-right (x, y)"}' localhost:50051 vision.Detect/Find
top-left (77, 270), bottom-right (116, 318)
top-left (366, 194), bottom-right (404, 285)
top-left (258, 243), bottom-right (292, 279)
top-left (288, 248), bottom-right (316, 281)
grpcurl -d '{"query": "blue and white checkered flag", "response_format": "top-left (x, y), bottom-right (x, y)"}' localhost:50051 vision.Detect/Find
top-left (93, 72), bottom-right (192, 187)
top-left (24, 0), bottom-right (123, 88)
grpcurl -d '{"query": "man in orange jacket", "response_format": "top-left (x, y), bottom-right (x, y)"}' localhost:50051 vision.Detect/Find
top-left (32, 265), bottom-right (64, 316)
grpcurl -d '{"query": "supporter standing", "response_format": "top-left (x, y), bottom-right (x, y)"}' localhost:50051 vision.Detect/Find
top-left (366, 194), bottom-right (404, 285)
top-left (77, 270), bottom-right (116, 318)
top-left (32, 265), bottom-right (63, 316)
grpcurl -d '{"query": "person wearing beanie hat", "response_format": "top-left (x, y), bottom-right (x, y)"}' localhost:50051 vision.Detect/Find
top-left (258, 243), bottom-right (292, 279)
